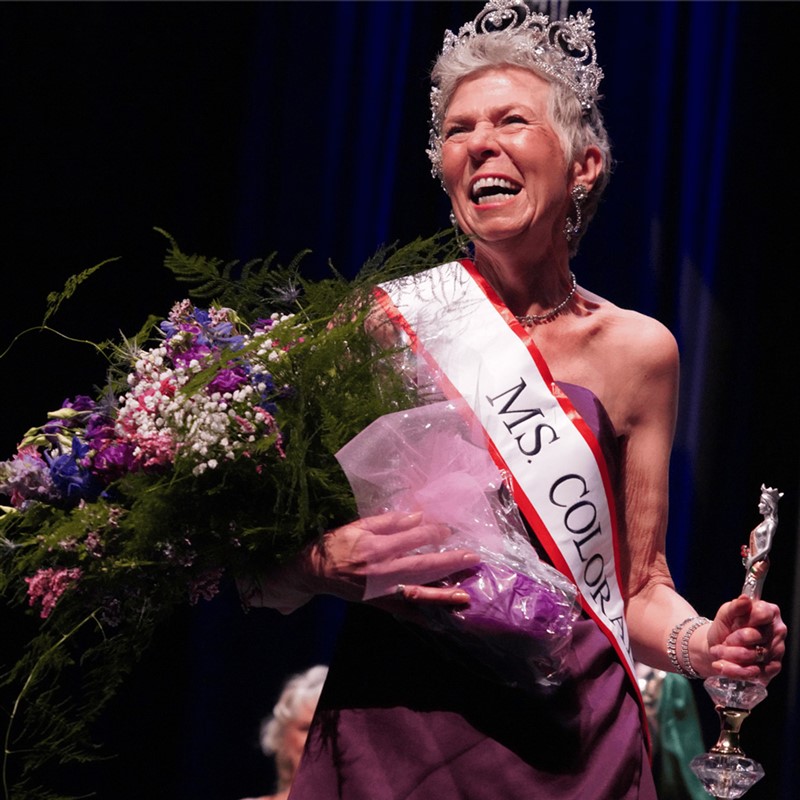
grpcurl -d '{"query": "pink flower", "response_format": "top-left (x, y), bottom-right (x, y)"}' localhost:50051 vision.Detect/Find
top-left (133, 379), bottom-right (177, 412)
top-left (24, 567), bottom-right (83, 619)
top-left (188, 568), bottom-right (224, 605)
top-left (234, 415), bottom-right (255, 434)
top-left (84, 530), bottom-right (104, 558)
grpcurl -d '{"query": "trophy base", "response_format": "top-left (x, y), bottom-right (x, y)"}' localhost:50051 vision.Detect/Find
top-left (703, 676), bottom-right (768, 710)
top-left (690, 753), bottom-right (765, 799)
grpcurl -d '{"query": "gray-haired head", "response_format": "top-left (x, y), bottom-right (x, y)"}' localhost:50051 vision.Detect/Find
top-left (260, 664), bottom-right (328, 758)
top-left (428, 2), bottom-right (612, 255)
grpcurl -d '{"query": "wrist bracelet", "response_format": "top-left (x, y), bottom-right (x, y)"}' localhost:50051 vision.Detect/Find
top-left (680, 616), bottom-right (710, 679)
top-left (667, 617), bottom-right (695, 677)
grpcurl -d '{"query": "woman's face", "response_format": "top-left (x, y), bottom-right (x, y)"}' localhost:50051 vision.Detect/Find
top-left (441, 67), bottom-right (575, 251)
top-left (279, 701), bottom-right (316, 780)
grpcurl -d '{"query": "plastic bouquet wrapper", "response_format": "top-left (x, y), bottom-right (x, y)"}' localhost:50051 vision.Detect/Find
top-left (335, 399), bottom-right (581, 689)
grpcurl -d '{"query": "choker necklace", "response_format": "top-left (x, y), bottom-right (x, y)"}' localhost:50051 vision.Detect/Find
top-left (514, 272), bottom-right (577, 326)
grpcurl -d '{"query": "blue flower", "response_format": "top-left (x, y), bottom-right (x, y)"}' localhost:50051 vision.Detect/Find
top-left (46, 438), bottom-right (100, 501)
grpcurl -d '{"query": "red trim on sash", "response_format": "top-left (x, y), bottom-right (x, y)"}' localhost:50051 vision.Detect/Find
top-left (459, 259), bottom-right (629, 606)
top-left (372, 267), bottom-right (651, 753)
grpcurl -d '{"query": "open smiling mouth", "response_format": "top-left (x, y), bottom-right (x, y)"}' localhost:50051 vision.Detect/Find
top-left (471, 176), bottom-right (522, 205)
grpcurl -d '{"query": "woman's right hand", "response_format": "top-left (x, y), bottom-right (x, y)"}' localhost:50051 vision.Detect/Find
top-left (239, 511), bottom-right (480, 615)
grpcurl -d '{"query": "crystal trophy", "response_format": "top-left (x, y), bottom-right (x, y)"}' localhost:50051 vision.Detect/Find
top-left (689, 485), bottom-right (782, 798)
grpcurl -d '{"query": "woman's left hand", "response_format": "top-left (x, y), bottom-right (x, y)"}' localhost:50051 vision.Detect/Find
top-left (706, 595), bottom-right (787, 683)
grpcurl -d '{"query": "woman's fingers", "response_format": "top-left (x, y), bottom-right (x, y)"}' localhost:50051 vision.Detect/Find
top-left (397, 583), bottom-right (471, 604)
top-left (709, 595), bottom-right (787, 683)
top-left (308, 511), bottom-right (480, 602)
top-left (368, 548), bottom-right (480, 587)
top-left (362, 510), bottom-right (425, 535)
top-left (709, 655), bottom-right (783, 683)
top-left (368, 583), bottom-right (471, 624)
top-left (366, 522), bottom-right (458, 559)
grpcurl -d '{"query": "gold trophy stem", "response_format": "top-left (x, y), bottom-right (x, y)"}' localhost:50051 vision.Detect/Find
top-left (710, 707), bottom-right (751, 756)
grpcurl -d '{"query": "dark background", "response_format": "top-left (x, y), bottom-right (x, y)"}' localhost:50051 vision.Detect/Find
top-left (1, 2), bottom-right (798, 799)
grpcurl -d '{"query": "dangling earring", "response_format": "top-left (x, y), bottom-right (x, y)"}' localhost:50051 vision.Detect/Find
top-left (564, 184), bottom-right (588, 242)
top-left (450, 210), bottom-right (473, 257)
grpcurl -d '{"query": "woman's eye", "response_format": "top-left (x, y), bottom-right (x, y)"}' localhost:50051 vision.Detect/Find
top-left (502, 115), bottom-right (527, 126)
top-left (444, 125), bottom-right (468, 140)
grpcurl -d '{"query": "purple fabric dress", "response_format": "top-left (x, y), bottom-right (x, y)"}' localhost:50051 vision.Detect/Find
top-left (289, 384), bottom-right (657, 800)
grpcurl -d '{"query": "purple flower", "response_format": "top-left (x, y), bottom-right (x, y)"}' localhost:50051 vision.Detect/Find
top-left (0, 447), bottom-right (59, 507)
top-left (64, 395), bottom-right (96, 413)
top-left (81, 413), bottom-right (138, 483)
top-left (206, 366), bottom-right (247, 395)
top-left (168, 342), bottom-right (212, 368)
top-left (161, 307), bottom-right (211, 345)
top-left (91, 440), bottom-right (138, 481)
top-left (274, 282), bottom-right (301, 305)
top-left (84, 413), bottom-right (115, 444)
top-left (208, 325), bottom-right (244, 351)
top-left (162, 304), bottom-right (245, 352)
top-left (250, 371), bottom-right (275, 393)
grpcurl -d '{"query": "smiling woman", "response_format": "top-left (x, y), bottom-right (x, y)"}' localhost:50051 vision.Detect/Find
top-left (428, 24), bottom-right (612, 260)
top-left (1, 0), bottom-right (796, 798)
top-left (441, 67), bottom-right (601, 300)
top-left (240, 3), bottom-right (786, 800)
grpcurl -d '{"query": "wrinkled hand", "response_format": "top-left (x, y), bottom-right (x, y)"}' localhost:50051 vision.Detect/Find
top-left (240, 511), bottom-right (480, 616)
top-left (306, 510), bottom-right (480, 609)
top-left (706, 595), bottom-right (786, 683)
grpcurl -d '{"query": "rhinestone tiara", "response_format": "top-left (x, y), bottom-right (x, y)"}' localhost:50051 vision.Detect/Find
top-left (430, 1), bottom-right (603, 138)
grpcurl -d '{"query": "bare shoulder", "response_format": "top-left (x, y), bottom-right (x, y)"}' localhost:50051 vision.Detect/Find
top-left (570, 288), bottom-right (679, 433)
top-left (578, 287), bottom-right (679, 375)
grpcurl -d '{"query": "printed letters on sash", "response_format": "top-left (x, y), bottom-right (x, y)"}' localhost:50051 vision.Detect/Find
top-left (375, 260), bottom-right (640, 693)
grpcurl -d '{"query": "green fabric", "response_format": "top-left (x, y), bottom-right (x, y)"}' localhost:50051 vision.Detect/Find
top-left (656, 673), bottom-right (709, 800)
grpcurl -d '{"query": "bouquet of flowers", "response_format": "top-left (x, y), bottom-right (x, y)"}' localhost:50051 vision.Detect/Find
top-left (0, 230), bottom-right (459, 800)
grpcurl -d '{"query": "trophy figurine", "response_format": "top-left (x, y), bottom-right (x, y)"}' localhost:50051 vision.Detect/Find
top-left (690, 485), bottom-right (782, 798)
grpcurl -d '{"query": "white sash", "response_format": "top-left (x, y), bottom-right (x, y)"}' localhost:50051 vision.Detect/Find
top-left (375, 260), bottom-right (638, 684)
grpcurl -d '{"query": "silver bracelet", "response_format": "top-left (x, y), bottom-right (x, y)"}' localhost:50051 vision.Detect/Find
top-left (680, 616), bottom-right (711, 679)
top-left (667, 616), bottom-right (696, 677)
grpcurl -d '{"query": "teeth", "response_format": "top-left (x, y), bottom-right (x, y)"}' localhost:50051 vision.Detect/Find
top-left (473, 177), bottom-right (517, 193)
top-left (477, 193), bottom-right (516, 205)
top-left (471, 176), bottom-right (520, 203)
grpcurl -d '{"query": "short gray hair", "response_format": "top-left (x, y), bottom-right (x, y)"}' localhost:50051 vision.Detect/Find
top-left (260, 664), bottom-right (328, 756)
top-left (429, 33), bottom-right (612, 255)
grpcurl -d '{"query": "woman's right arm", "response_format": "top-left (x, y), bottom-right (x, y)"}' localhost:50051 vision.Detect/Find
top-left (240, 510), bottom-right (481, 615)
top-left (242, 300), bottom-right (482, 614)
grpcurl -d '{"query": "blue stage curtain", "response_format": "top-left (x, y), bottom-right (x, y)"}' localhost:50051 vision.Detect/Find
top-left (0, 2), bottom-right (796, 798)
top-left (148, 2), bottom-right (797, 800)
top-left (211, 3), bottom-right (798, 799)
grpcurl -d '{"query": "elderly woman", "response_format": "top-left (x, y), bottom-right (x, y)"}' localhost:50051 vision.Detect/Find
top-left (240, 665), bottom-right (328, 800)
top-left (247, 3), bottom-right (786, 798)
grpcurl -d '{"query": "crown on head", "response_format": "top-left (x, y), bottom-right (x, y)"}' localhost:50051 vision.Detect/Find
top-left (760, 484), bottom-right (784, 508)
top-left (427, 1), bottom-right (603, 178)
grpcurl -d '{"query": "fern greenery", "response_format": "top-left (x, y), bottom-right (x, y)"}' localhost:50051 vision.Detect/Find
top-left (0, 228), bottom-right (458, 799)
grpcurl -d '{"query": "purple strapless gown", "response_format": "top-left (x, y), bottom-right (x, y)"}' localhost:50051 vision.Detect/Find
top-left (289, 384), bottom-right (657, 800)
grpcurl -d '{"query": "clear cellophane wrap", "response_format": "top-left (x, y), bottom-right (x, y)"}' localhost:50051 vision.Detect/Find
top-left (336, 399), bottom-right (580, 689)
